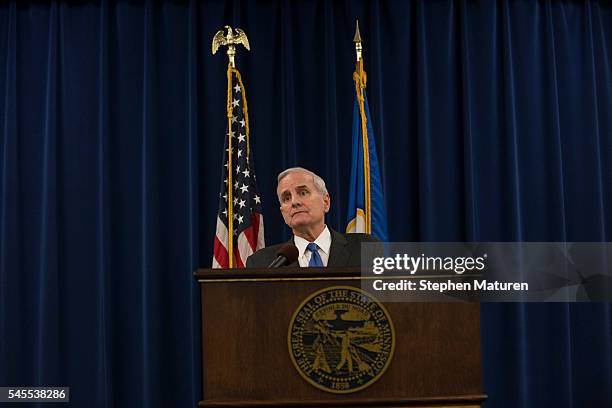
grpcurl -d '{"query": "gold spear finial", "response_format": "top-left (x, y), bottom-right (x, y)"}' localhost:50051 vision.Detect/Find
top-left (212, 25), bottom-right (251, 67)
top-left (353, 20), bottom-right (362, 62)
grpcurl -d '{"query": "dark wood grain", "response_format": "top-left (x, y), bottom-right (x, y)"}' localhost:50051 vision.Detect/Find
top-left (197, 268), bottom-right (484, 407)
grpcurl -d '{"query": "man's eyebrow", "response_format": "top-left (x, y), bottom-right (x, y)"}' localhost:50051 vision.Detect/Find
top-left (279, 184), bottom-right (310, 197)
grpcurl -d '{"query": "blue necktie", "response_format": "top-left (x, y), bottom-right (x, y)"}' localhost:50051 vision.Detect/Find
top-left (307, 242), bottom-right (324, 267)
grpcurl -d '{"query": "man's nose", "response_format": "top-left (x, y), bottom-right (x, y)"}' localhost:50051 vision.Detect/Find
top-left (291, 195), bottom-right (302, 207)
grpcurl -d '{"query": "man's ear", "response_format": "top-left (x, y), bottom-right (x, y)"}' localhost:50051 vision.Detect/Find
top-left (323, 193), bottom-right (330, 213)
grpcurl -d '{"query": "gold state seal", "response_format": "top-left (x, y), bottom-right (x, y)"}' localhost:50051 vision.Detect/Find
top-left (288, 286), bottom-right (395, 394)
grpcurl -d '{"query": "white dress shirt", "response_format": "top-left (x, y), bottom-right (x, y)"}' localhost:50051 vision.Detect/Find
top-left (293, 226), bottom-right (332, 267)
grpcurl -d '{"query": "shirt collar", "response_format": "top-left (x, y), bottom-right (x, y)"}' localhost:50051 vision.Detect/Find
top-left (294, 225), bottom-right (331, 257)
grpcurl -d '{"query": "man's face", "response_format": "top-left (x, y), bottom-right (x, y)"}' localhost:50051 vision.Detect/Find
top-left (277, 172), bottom-right (330, 232)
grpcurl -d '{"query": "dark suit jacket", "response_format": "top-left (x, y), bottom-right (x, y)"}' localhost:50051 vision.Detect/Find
top-left (245, 228), bottom-right (378, 268)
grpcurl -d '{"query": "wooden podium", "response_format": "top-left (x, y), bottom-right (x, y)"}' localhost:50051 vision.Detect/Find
top-left (194, 267), bottom-right (485, 407)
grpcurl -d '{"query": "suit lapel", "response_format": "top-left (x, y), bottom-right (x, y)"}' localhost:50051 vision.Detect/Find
top-left (328, 229), bottom-right (349, 267)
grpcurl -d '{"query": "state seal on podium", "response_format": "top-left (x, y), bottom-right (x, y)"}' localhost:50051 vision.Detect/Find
top-left (288, 286), bottom-right (395, 394)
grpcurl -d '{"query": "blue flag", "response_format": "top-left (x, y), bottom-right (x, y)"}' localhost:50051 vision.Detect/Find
top-left (346, 61), bottom-right (389, 241)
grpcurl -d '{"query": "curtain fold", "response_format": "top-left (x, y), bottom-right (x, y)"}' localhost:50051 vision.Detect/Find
top-left (94, 0), bottom-right (111, 403)
top-left (0, 1), bottom-right (611, 407)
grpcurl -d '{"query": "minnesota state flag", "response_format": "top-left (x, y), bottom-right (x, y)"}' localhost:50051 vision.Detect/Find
top-left (345, 57), bottom-right (389, 241)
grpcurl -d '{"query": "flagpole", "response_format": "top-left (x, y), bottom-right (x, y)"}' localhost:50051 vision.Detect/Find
top-left (226, 65), bottom-right (234, 267)
top-left (226, 36), bottom-right (238, 263)
top-left (212, 26), bottom-right (251, 268)
top-left (354, 20), bottom-right (372, 234)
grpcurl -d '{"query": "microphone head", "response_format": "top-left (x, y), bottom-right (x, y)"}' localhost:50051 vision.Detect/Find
top-left (276, 244), bottom-right (299, 265)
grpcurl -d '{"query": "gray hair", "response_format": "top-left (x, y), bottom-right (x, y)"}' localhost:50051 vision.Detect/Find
top-left (277, 167), bottom-right (328, 197)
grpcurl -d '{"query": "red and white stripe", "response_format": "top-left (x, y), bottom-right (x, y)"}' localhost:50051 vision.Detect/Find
top-left (212, 212), bottom-right (264, 268)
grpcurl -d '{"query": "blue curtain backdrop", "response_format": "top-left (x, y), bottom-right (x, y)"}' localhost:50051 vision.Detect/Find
top-left (1, 1), bottom-right (611, 407)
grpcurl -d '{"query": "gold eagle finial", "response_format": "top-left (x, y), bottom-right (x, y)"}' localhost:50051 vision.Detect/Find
top-left (212, 26), bottom-right (250, 67)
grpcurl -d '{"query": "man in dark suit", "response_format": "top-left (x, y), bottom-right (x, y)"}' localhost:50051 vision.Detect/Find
top-left (246, 167), bottom-right (377, 268)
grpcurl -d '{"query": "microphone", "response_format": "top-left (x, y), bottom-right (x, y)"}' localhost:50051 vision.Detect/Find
top-left (267, 244), bottom-right (299, 268)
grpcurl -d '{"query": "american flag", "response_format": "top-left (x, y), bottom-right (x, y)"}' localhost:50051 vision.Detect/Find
top-left (212, 67), bottom-right (265, 268)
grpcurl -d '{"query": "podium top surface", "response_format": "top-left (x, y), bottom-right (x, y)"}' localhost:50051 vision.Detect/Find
top-left (194, 267), bottom-right (362, 281)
